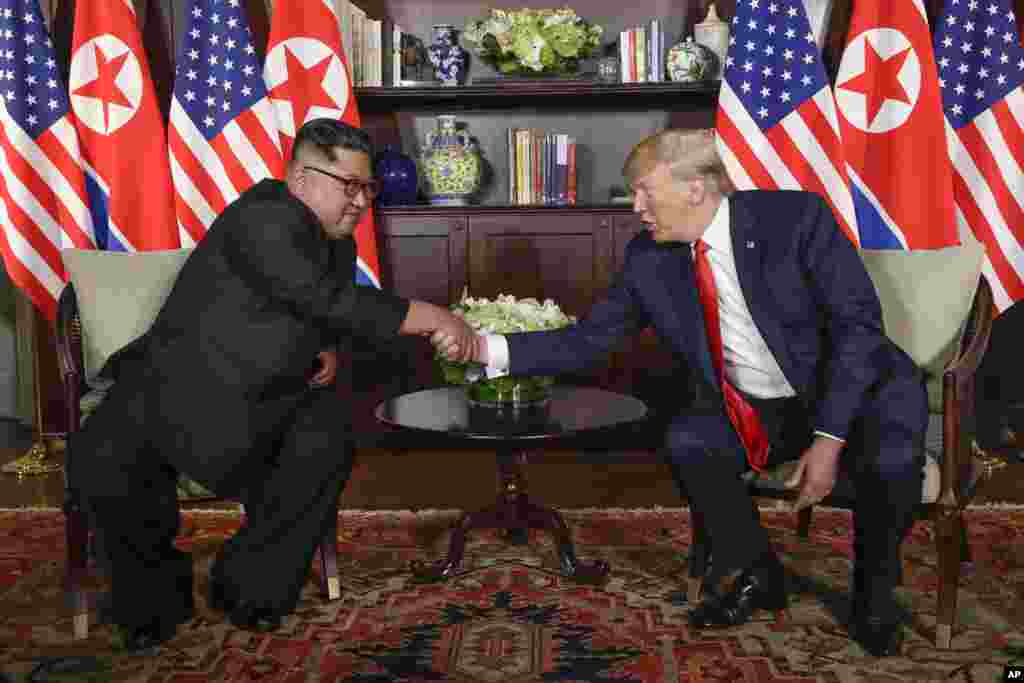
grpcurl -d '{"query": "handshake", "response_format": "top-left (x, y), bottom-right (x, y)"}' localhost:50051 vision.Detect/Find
top-left (429, 308), bottom-right (488, 365)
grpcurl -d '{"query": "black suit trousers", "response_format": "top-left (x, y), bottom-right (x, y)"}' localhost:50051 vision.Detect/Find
top-left (70, 377), bottom-right (354, 630)
top-left (665, 370), bottom-right (925, 616)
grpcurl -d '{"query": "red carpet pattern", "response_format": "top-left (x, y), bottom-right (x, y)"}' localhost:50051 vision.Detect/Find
top-left (0, 506), bottom-right (1022, 681)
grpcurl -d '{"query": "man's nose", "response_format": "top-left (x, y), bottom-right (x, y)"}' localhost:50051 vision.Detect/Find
top-left (350, 189), bottom-right (370, 207)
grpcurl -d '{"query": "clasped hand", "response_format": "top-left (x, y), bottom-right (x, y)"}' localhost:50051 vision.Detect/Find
top-left (429, 320), bottom-right (485, 365)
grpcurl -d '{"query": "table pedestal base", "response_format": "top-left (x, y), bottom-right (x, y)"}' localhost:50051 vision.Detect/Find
top-left (410, 448), bottom-right (610, 583)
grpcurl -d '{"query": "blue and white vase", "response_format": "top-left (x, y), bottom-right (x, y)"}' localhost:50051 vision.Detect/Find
top-left (375, 145), bottom-right (418, 206)
top-left (428, 24), bottom-right (467, 86)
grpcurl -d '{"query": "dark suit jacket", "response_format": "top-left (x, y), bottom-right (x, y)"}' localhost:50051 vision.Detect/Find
top-left (507, 190), bottom-right (924, 443)
top-left (91, 179), bottom-right (409, 494)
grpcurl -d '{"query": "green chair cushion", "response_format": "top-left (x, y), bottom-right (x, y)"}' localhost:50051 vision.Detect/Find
top-left (61, 248), bottom-right (193, 389)
top-left (858, 238), bottom-right (985, 414)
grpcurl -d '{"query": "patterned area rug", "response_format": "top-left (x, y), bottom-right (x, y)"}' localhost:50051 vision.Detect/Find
top-left (0, 506), bottom-right (1022, 682)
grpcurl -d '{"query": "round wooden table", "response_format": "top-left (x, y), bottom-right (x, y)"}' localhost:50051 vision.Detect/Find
top-left (375, 385), bottom-right (648, 583)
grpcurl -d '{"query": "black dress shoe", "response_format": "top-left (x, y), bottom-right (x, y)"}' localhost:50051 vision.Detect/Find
top-left (96, 589), bottom-right (194, 650)
top-left (227, 603), bottom-right (283, 633)
top-left (850, 612), bottom-right (903, 656)
top-left (688, 564), bottom-right (787, 628)
top-left (207, 578), bottom-right (283, 632)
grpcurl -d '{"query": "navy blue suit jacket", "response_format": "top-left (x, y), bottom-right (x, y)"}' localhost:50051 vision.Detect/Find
top-left (507, 190), bottom-right (925, 442)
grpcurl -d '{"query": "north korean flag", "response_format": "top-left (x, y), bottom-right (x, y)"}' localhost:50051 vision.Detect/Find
top-left (265, 0), bottom-right (381, 288)
top-left (834, 0), bottom-right (959, 249)
top-left (68, 0), bottom-right (179, 251)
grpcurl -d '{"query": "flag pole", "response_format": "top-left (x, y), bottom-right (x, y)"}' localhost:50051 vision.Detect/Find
top-left (1, 306), bottom-right (62, 478)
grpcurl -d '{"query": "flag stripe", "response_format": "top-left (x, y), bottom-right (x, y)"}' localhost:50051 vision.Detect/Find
top-left (222, 111), bottom-right (278, 183)
top-left (35, 131), bottom-right (94, 248)
top-left (168, 149), bottom-right (215, 246)
top-left (718, 82), bottom-right (795, 188)
top-left (170, 99), bottom-right (234, 214)
top-left (781, 97), bottom-right (858, 242)
top-left (0, 138), bottom-right (66, 277)
top-left (209, 135), bottom-right (256, 204)
top-left (846, 165), bottom-right (910, 248)
top-left (0, 195), bottom-right (62, 319)
top-left (957, 116), bottom-right (1024, 263)
top-left (0, 105), bottom-right (92, 251)
top-left (951, 169), bottom-right (1024, 302)
top-left (717, 108), bottom-right (777, 190)
top-left (946, 118), bottom-right (1024, 299)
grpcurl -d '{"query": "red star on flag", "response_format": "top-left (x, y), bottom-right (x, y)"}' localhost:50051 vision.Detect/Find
top-left (838, 38), bottom-right (912, 127)
top-left (270, 46), bottom-right (337, 140)
top-left (72, 44), bottom-right (132, 132)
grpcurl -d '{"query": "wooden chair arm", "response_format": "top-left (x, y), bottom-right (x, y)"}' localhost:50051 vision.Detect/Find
top-left (55, 284), bottom-right (84, 439)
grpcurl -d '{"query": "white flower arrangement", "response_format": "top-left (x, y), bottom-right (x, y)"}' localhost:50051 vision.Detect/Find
top-left (452, 293), bottom-right (577, 334)
top-left (440, 293), bottom-right (576, 403)
top-left (462, 7), bottom-right (603, 74)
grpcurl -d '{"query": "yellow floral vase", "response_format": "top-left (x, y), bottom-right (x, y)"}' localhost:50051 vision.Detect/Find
top-left (420, 114), bottom-right (482, 205)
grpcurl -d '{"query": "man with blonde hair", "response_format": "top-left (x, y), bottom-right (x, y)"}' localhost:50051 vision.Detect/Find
top-left (434, 128), bottom-right (926, 657)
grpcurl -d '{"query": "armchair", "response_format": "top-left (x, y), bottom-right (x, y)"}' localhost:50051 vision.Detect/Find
top-left (57, 249), bottom-right (341, 640)
top-left (684, 238), bottom-right (1002, 649)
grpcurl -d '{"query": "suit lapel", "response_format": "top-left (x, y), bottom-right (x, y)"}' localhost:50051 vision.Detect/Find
top-left (728, 196), bottom-right (791, 378)
top-left (655, 244), bottom-right (718, 387)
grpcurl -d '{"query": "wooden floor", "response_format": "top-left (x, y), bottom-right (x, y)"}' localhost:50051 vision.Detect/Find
top-left (1, 417), bottom-right (1022, 510)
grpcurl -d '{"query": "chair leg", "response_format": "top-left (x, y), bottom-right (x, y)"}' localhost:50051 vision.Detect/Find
top-left (797, 506), bottom-right (813, 538)
top-left (688, 506), bottom-right (709, 604)
top-left (319, 513), bottom-right (340, 600)
top-left (959, 520), bottom-right (972, 564)
top-left (935, 509), bottom-right (963, 649)
top-left (63, 497), bottom-right (91, 639)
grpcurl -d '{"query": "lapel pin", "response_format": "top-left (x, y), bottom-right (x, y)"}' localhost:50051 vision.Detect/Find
top-left (746, 241), bottom-right (756, 249)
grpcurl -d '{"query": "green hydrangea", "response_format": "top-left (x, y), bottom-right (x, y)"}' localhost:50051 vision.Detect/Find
top-left (462, 7), bottom-right (603, 74)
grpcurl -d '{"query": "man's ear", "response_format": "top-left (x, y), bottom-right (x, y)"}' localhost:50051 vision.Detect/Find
top-left (684, 177), bottom-right (707, 206)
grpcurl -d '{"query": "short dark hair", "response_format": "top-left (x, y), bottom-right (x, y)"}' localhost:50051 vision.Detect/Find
top-left (292, 118), bottom-right (374, 163)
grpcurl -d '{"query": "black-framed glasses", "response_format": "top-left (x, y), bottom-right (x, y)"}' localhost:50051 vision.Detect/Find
top-left (304, 165), bottom-right (380, 199)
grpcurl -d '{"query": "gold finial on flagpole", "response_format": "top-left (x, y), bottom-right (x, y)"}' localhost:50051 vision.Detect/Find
top-left (2, 301), bottom-right (62, 478)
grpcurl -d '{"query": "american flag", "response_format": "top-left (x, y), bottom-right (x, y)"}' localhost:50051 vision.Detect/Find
top-left (0, 0), bottom-right (94, 321)
top-left (935, 0), bottom-right (1024, 311)
top-left (169, 0), bottom-right (284, 247)
top-left (716, 0), bottom-right (858, 245)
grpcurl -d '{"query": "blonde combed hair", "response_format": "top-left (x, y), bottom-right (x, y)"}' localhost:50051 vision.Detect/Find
top-left (623, 129), bottom-right (733, 196)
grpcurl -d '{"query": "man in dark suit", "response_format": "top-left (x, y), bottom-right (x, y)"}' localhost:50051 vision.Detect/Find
top-left (436, 129), bottom-right (926, 657)
top-left (70, 119), bottom-right (478, 650)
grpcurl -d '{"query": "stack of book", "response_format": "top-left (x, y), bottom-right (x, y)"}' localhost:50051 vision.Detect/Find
top-left (619, 19), bottom-right (665, 83)
top-left (507, 130), bottom-right (577, 206)
top-left (334, 0), bottom-right (435, 86)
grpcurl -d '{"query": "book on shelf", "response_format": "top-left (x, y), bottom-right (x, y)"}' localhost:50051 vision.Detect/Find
top-left (507, 128), bottom-right (577, 206)
top-left (617, 21), bottom-right (666, 83)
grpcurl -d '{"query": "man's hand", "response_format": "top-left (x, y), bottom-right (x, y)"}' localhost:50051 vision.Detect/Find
top-left (784, 436), bottom-right (843, 512)
top-left (308, 350), bottom-right (338, 388)
top-left (430, 311), bottom-right (484, 364)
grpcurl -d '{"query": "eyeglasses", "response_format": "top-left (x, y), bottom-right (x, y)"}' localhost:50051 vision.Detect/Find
top-left (304, 166), bottom-right (380, 199)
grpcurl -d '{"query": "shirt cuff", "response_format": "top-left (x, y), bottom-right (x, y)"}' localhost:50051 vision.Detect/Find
top-left (483, 334), bottom-right (510, 378)
top-left (813, 430), bottom-right (846, 445)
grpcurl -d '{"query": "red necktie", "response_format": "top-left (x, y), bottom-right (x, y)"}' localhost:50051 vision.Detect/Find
top-left (693, 239), bottom-right (769, 472)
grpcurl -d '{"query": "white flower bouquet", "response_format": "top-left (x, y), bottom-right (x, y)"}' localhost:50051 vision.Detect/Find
top-left (439, 293), bottom-right (576, 404)
top-left (462, 7), bottom-right (603, 75)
